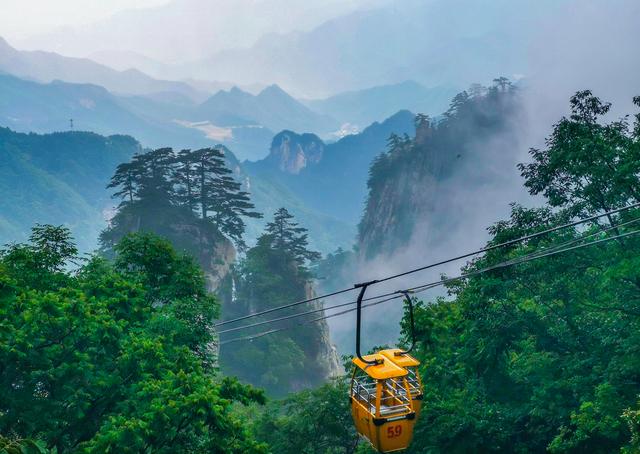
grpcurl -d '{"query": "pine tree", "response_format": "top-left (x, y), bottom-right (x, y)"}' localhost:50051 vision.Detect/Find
top-left (107, 161), bottom-right (142, 205)
top-left (134, 147), bottom-right (175, 203)
top-left (264, 208), bottom-right (320, 265)
top-left (191, 147), bottom-right (230, 220)
top-left (414, 113), bottom-right (430, 129)
top-left (444, 91), bottom-right (470, 118)
top-left (191, 148), bottom-right (261, 247)
top-left (172, 149), bottom-right (197, 212)
top-left (106, 146), bottom-right (261, 250)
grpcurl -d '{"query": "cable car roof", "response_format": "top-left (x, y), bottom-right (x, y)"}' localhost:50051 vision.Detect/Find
top-left (352, 354), bottom-right (408, 379)
top-left (379, 348), bottom-right (421, 367)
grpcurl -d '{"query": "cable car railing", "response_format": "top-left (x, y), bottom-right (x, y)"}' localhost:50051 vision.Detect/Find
top-left (352, 376), bottom-right (413, 417)
top-left (405, 369), bottom-right (421, 396)
top-left (352, 377), bottom-right (377, 412)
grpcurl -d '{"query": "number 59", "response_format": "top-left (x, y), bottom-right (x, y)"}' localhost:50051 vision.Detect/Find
top-left (387, 425), bottom-right (402, 438)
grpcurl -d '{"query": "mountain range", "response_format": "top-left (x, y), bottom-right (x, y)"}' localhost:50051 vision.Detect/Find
top-left (8, 0), bottom-right (569, 98)
top-left (174, 0), bottom-right (562, 97)
top-left (192, 85), bottom-right (338, 136)
top-left (16, 0), bottom-right (382, 64)
top-left (0, 37), bottom-right (206, 102)
top-left (246, 110), bottom-right (416, 226)
top-left (0, 37), bottom-right (453, 161)
top-left (0, 102), bottom-right (415, 255)
top-left (304, 81), bottom-right (458, 128)
top-left (0, 74), bottom-right (207, 150)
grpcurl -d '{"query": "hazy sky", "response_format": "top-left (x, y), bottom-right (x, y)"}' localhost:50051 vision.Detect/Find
top-left (0, 0), bottom-right (170, 40)
top-left (5, 0), bottom-right (383, 63)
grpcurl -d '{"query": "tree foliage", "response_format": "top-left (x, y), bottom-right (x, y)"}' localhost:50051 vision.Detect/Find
top-left (251, 378), bottom-right (360, 454)
top-left (402, 92), bottom-right (640, 452)
top-left (105, 147), bottom-right (261, 250)
top-left (219, 209), bottom-right (328, 396)
top-left (0, 226), bottom-right (265, 453)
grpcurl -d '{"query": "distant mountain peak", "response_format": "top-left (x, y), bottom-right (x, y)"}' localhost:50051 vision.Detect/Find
top-left (257, 83), bottom-right (293, 99)
top-left (195, 84), bottom-right (338, 134)
top-left (0, 36), bottom-right (17, 54)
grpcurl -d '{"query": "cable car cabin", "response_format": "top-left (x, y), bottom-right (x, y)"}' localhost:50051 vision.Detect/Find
top-left (379, 349), bottom-right (423, 417)
top-left (350, 353), bottom-right (416, 453)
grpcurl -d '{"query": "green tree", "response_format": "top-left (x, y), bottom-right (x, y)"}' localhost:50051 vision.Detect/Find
top-left (107, 161), bottom-right (142, 205)
top-left (518, 90), bottom-right (640, 219)
top-left (105, 146), bottom-right (260, 251)
top-left (264, 207), bottom-right (321, 268)
top-left (0, 225), bottom-right (265, 453)
top-left (172, 149), bottom-right (198, 212)
top-left (219, 210), bottom-right (327, 396)
top-left (251, 378), bottom-right (360, 454)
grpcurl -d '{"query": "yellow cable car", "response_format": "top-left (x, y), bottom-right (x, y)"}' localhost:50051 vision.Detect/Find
top-left (351, 353), bottom-right (416, 452)
top-left (349, 282), bottom-right (419, 453)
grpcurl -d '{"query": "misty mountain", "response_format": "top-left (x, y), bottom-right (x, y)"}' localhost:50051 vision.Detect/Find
top-left (358, 82), bottom-right (527, 259)
top-left (185, 0), bottom-right (561, 97)
top-left (0, 36), bottom-right (206, 101)
top-left (193, 85), bottom-right (339, 135)
top-left (0, 127), bottom-right (139, 250)
top-left (0, 70), bottom-right (338, 162)
top-left (16, 0), bottom-right (381, 64)
top-left (0, 73), bottom-right (209, 149)
top-left (246, 110), bottom-right (416, 225)
top-left (0, 118), bottom-right (355, 255)
top-left (304, 80), bottom-right (459, 128)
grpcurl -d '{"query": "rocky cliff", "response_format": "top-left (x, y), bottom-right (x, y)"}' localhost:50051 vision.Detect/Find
top-left (358, 82), bottom-right (525, 259)
top-left (264, 130), bottom-right (324, 174)
top-left (101, 203), bottom-right (237, 292)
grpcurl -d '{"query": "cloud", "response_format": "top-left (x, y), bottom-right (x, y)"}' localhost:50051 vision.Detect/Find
top-left (327, 0), bottom-right (640, 355)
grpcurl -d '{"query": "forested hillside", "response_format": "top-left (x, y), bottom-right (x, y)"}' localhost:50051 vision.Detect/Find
top-left (404, 91), bottom-right (640, 452)
top-left (219, 208), bottom-right (340, 396)
top-left (0, 226), bottom-right (266, 453)
top-left (0, 127), bottom-right (139, 249)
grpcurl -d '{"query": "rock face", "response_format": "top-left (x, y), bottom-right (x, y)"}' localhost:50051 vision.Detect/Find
top-left (304, 282), bottom-right (343, 380)
top-left (168, 223), bottom-right (236, 292)
top-left (358, 85), bottom-right (524, 259)
top-left (265, 130), bottom-right (324, 174)
top-left (172, 224), bottom-right (235, 292)
top-left (103, 205), bottom-right (237, 293)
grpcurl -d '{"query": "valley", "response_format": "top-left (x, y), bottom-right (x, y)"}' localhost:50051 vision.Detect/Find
top-left (1, 1), bottom-right (639, 452)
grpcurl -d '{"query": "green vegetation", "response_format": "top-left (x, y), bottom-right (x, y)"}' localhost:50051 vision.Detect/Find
top-left (249, 377), bottom-right (361, 454)
top-left (0, 127), bottom-right (139, 250)
top-left (0, 225), bottom-right (265, 453)
top-left (404, 91), bottom-right (640, 452)
top-left (102, 145), bottom-right (260, 257)
top-left (4, 86), bottom-right (640, 453)
top-left (219, 208), bottom-right (334, 396)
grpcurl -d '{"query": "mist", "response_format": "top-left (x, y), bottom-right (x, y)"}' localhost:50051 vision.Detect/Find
top-left (325, 0), bottom-right (640, 356)
top-left (14, 0), bottom-right (384, 65)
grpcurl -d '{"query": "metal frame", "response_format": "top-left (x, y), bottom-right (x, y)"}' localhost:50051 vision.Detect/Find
top-left (351, 371), bottom-right (412, 417)
top-left (354, 280), bottom-right (382, 365)
top-left (397, 290), bottom-right (416, 355)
